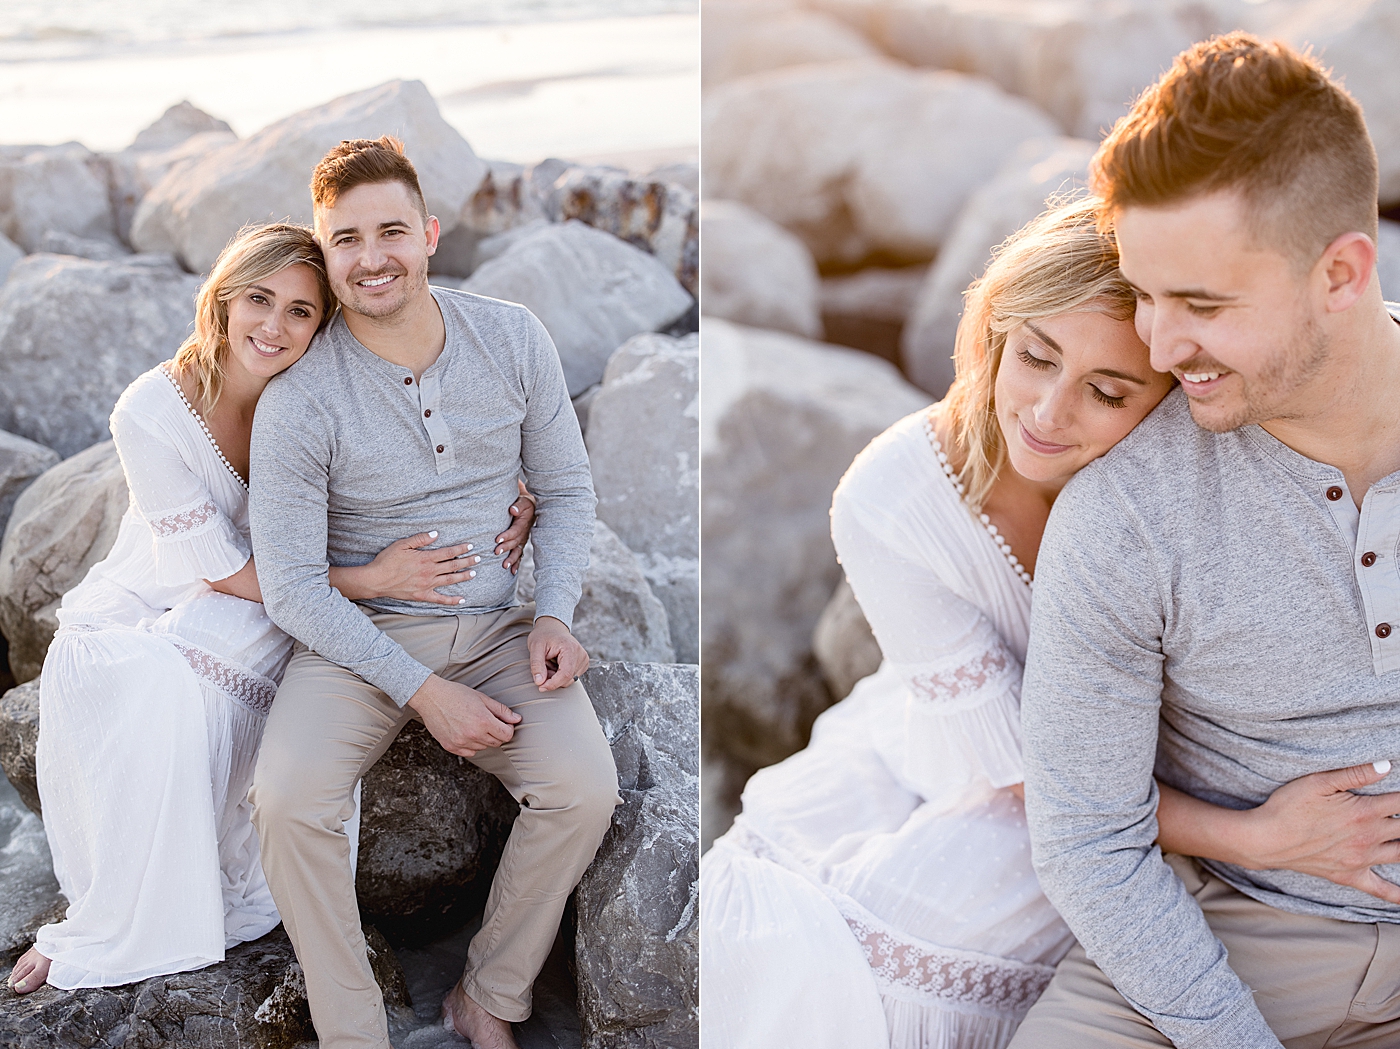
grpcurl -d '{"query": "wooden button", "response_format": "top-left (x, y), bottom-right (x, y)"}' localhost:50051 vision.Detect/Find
top-left (1363, 552), bottom-right (1378, 567)
top-left (1327, 486), bottom-right (1344, 501)
top-left (1378, 623), bottom-right (1392, 639)
top-left (404, 377), bottom-right (413, 385)
top-left (424, 409), bottom-right (432, 417)
top-left (436, 445), bottom-right (445, 453)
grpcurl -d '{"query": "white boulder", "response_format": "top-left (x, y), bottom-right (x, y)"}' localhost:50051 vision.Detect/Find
top-left (700, 199), bottom-right (823, 339)
top-left (107, 129), bottom-right (239, 247)
top-left (703, 2), bottom-right (883, 88)
top-left (702, 318), bottom-right (929, 769)
top-left (128, 100), bottom-right (234, 153)
top-left (0, 233), bottom-right (21, 285)
top-left (811, 576), bottom-right (882, 702)
top-left (131, 80), bottom-right (488, 273)
top-left (0, 254), bottom-right (200, 458)
top-left (902, 135), bottom-right (1096, 395)
top-left (0, 431), bottom-right (60, 539)
top-left (586, 333), bottom-right (700, 663)
top-left (702, 59), bottom-right (1057, 266)
top-left (462, 221), bottom-right (694, 396)
top-left (0, 143), bottom-right (117, 253)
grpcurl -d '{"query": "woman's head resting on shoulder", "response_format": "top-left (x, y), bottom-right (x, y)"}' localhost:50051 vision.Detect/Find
top-left (941, 195), bottom-right (1177, 508)
top-left (171, 222), bottom-right (334, 415)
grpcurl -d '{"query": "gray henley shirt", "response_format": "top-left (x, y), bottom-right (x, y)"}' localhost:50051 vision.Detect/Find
top-left (249, 287), bottom-right (595, 706)
top-left (1023, 384), bottom-right (1400, 1049)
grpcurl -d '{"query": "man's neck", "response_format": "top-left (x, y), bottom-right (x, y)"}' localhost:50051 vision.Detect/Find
top-left (343, 287), bottom-right (447, 380)
top-left (1261, 299), bottom-right (1400, 502)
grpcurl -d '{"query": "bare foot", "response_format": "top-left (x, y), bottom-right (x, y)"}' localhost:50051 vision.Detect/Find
top-left (440, 980), bottom-right (519, 1049)
top-left (7, 947), bottom-right (51, 995)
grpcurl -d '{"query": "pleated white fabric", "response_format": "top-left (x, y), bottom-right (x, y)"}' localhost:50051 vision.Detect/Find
top-left (34, 367), bottom-right (293, 988)
top-left (701, 409), bottom-right (1076, 1049)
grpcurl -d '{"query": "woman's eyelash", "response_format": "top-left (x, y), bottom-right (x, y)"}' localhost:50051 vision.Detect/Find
top-left (1090, 386), bottom-right (1127, 409)
top-left (1015, 347), bottom-right (1053, 370)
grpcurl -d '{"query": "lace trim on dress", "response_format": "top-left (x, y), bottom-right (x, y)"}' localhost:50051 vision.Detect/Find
top-left (908, 648), bottom-right (1012, 707)
top-left (167, 641), bottom-right (276, 717)
top-left (725, 822), bottom-right (1054, 1019)
top-left (149, 499), bottom-right (221, 538)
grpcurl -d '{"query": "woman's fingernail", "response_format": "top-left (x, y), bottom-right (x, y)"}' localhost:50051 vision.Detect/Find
top-left (466, 544), bottom-right (473, 551)
top-left (467, 571), bottom-right (476, 579)
top-left (428, 530), bottom-right (437, 539)
top-left (1376, 759), bottom-right (1392, 775)
top-left (458, 598), bottom-right (467, 605)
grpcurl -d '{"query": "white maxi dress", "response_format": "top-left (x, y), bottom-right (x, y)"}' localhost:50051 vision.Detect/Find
top-left (701, 409), bottom-right (1075, 1049)
top-left (34, 366), bottom-right (292, 987)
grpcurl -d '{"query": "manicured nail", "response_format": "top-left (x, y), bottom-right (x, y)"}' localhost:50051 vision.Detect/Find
top-left (467, 571), bottom-right (476, 579)
top-left (466, 544), bottom-right (473, 551)
top-left (1377, 760), bottom-right (1392, 775)
top-left (428, 530), bottom-right (438, 538)
top-left (458, 598), bottom-right (467, 605)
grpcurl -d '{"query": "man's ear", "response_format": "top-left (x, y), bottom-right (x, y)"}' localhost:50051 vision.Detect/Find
top-left (1319, 230), bottom-right (1377, 314)
top-left (424, 215), bottom-right (441, 257)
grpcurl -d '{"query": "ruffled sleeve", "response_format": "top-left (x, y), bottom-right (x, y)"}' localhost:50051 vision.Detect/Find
top-left (831, 465), bottom-right (1024, 801)
top-left (110, 396), bottom-right (251, 589)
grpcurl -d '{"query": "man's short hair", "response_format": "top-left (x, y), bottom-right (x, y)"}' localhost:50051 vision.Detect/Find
top-left (1090, 32), bottom-right (1379, 266)
top-left (310, 135), bottom-right (428, 223)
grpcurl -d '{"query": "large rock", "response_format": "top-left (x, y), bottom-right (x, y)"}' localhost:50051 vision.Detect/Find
top-left (0, 143), bottom-right (118, 254)
top-left (575, 662), bottom-right (698, 1049)
top-left (702, 59), bottom-right (1057, 266)
top-left (0, 232), bottom-right (22, 285)
top-left (1379, 217), bottom-right (1400, 300)
top-left (516, 519), bottom-right (676, 664)
top-left (0, 680), bottom-right (39, 816)
top-left (462, 220), bottom-right (694, 396)
top-left (0, 765), bottom-right (63, 968)
top-left (0, 441), bottom-right (130, 685)
top-left (131, 80), bottom-right (488, 273)
top-left (0, 924), bottom-right (410, 1049)
top-left (700, 199), bottom-right (823, 339)
top-left (0, 431), bottom-right (60, 539)
top-left (1281, 0), bottom-right (1400, 207)
top-left (702, 318), bottom-right (929, 770)
top-left (129, 100), bottom-right (234, 154)
top-left (819, 263), bottom-right (929, 361)
top-left (703, 2), bottom-right (883, 87)
top-left (901, 135), bottom-right (1096, 395)
top-left (811, 576), bottom-right (882, 702)
top-left (585, 334), bottom-right (699, 663)
top-left (356, 719), bottom-right (518, 938)
top-left (0, 254), bottom-right (200, 458)
top-left (107, 129), bottom-right (239, 247)
top-left (813, 0), bottom-right (1256, 140)
top-left (550, 167), bottom-right (699, 296)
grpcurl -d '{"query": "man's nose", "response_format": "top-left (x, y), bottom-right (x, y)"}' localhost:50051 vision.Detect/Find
top-left (1147, 305), bottom-right (1195, 373)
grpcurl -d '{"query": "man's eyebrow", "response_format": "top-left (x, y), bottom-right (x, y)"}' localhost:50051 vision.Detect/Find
top-left (329, 220), bottom-right (413, 239)
top-left (1025, 321), bottom-right (1148, 385)
top-left (1164, 288), bottom-right (1237, 302)
top-left (246, 284), bottom-right (318, 309)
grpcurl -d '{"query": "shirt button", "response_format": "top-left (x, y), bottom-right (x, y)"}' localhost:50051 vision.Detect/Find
top-left (1363, 551), bottom-right (1378, 567)
top-left (436, 445), bottom-right (445, 453)
top-left (404, 377), bottom-right (413, 385)
top-left (424, 409), bottom-right (432, 418)
top-left (1378, 623), bottom-right (1392, 639)
top-left (1327, 486), bottom-right (1344, 501)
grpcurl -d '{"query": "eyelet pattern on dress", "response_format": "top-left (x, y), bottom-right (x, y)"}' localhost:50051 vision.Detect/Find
top-left (924, 412), bottom-right (1033, 588)
top-left (159, 365), bottom-right (248, 490)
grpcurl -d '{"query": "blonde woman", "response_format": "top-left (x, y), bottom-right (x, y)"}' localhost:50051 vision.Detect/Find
top-left (9, 224), bottom-right (533, 994)
top-left (701, 197), bottom-right (1400, 1048)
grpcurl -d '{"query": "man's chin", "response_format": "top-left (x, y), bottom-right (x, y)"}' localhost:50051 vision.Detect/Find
top-left (1185, 395), bottom-right (1256, 434)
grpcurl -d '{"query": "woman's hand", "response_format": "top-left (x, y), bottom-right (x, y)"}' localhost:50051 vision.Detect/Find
top-left (359, 532), bottom-right (481, 606)
top-left (1157, 763), bottom-right (1400, 905)
top-left (494, 481), bottom-right (536, 575)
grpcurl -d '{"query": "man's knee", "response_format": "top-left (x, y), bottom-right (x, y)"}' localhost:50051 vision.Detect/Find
top-left (250, 743), bottom-right (348, 839)
top-left (529, 743), bottom-right (621, 834)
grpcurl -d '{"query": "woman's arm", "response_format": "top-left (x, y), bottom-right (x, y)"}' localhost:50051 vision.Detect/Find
top-left (1155, 765), bottom-right (1400, 905)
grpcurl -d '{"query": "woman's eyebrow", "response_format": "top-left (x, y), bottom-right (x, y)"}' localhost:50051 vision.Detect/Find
top-left (1024, 321), bottom-right (1063, 354)
top-left (1026, 321), bottom-right (1148, 384)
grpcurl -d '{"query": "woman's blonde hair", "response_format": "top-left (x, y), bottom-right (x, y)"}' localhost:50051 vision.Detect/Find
top-left (940, 195), bottom-right (1137, 510)
top-left (171, 222), bottom-right (333, 415)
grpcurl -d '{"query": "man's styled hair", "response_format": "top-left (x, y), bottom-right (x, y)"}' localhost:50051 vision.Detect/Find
top-left (1090, 32), bottom-right (1379, 266)
top-left (310, 135), bottom-right (428, 222)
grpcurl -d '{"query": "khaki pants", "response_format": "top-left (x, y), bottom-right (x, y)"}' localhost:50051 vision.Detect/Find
top-left (1009, 854), bottom-right (1400, 1049)
top-left (250, 605), bottom-right (620, 1049)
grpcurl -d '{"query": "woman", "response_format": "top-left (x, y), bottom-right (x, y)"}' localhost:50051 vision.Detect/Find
top-left (700, 197), bottom-right (1398, 1048)
top-left (8, 223), bottom-right (535, 994)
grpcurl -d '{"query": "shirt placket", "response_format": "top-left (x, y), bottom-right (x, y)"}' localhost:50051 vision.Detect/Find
top-left (406, 370), bottom-right (454, 474)
top-left (1354, 485), bottom-right (1400, 674)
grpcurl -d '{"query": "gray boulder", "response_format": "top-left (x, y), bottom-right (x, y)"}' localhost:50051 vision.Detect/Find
top-left (576, 661), bottom-right (698, 1049)
top-left (129, 100), bottom-right (234, 154)
top-left (700, 199), bottom-right (823, 340)
top-left (107, 129), bottom-right (239, 247)
top-left (131, 80), bottom-right (488, 273)
top-left (0, 766), bottom-right (63, 968)
top-left (646, 161), bottom-right (699, 197)
top-left (811, 576), bottom-right (882, 702)
top-left (586, 333), bottom-right (699, 663)
top-left (0, 924), bottom-right (410, 1049)
top-left (0, 232), bottom-right (22, 285)
top-left (516, 520), bottom-right (676, 664)
top-left (0, 143), bottom-right (117, 253)
top-left (1380, 218), bottom-right (1400, 301)
top-left (704, 2), bottom-right (883, 87)
top-left (0, 441), bottom-right (130, 684)
top-left (702, 318), bottom-right (929, 770)
top-left (0, 254), bottom-right (199, 458)
top-left (0, 680), bottom-right (39, 816)
top-left (0, 430), bottom-right (60, 539)
top-left (901, 135), bottom-right (1096, 396)
top-left (35, 230), bottom-right (132, 262)
top-left (462, 221), bottom-right (694, 396)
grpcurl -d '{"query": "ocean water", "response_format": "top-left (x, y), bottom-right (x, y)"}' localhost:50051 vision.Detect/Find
top-left (0, 1), bottom-right (699, 163)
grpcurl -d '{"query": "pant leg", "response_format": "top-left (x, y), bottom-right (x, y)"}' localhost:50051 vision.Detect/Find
top-left (1008, 854), bottom-right (1384, 1049)
top-left (442, 605), bottom-right (621, 1022)
top-left (251, 614), bottom-right (456, 1049)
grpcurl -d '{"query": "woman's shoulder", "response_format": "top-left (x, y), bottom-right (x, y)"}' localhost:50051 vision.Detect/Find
top-left (109, 365), bottom-right (186, 442)
top-left (834, 406), bottom-right (947, 508)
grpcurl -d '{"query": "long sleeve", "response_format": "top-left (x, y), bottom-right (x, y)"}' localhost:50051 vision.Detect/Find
top-left (248, 381), bottom-right (430, 706)
top-left (831, 469), bottom-right (1024, 800)
top-left (109, 406), bottom-right (250, 588)
top-left (516, 315), bottom-right (595, 628)
top-left (1020, 470), bottom-right (1282, 1049)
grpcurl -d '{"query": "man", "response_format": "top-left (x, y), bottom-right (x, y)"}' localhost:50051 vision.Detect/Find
top-left (247, 137), bottom-right (620, 1049)
top-left (1009, 33), bottom-right (1400, 1049)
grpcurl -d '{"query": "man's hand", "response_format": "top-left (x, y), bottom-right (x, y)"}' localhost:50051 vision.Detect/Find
top-left (528, 615), bottom-right (589, 691)
top-left (407, 674), bottom-right (522, 757)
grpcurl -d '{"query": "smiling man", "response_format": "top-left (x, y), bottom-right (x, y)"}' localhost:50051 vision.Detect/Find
top-left (1009, 34), bottom-right (1400, 1049)
top-left (246, 137), bottom-right (620, 1049)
